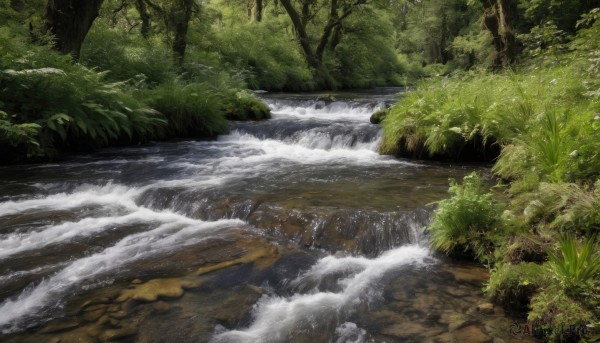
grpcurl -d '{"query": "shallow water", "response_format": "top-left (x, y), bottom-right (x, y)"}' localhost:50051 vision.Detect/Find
top-left (0, 89), bottom-right (537, 342)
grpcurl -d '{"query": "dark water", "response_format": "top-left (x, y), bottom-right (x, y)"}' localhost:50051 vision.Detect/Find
top-left (0, 89), bottom-right (536, 342)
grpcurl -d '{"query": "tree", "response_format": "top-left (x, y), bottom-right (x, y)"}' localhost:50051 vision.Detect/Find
top-left (170, 0), bottom-right (194, 64)
top-left (44, 0), bottom-right (105, 59)
top-left (479, 0), bottom-right (517, 68)
top-left (279, 0), bottom-right (367, 89)
top-left (255, 0), bottom-right (263, 22)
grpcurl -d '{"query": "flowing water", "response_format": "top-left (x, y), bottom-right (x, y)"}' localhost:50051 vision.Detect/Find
top-left (0, 88), bottom-right (536, 342)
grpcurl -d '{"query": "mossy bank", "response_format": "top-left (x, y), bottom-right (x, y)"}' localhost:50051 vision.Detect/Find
top-left (379, 9), bottom-right (600, 342)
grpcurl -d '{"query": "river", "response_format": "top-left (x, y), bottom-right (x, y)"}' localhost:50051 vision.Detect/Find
top-left (0, 89), bottom-right (536, 342)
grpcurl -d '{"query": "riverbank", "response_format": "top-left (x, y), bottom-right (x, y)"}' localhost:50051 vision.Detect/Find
top-left (0, 30), bottom-right (270, 165)
top-left (379, 21), bottom-right (600, 341)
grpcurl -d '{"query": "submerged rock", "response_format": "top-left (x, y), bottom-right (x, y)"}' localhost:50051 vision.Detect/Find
top-left (115, 277), bottom-right (203, 303)
top-left (452, 324), bottom-right (492, 343)
top-left (370, 108), bottom-right (389, 124)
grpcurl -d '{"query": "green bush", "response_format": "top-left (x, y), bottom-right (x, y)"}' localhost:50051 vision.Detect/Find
top-left (328, 7), bottom-right (403, 88)
top-left (428, 172), bottom-right (503, 263)
top-left (141, 79), bottom-right (229, 139)
top-left (381, 61), bottom-right (597, 180)
top-left (207, 19), bottom-right (314, 91)
top-left (0, 29), bottom-right (165, 162)
top-left (0, 110), bottom-right (42, 162)
top-left (80, 22), bottom-right (175, 85)
top-left (510, 182), bottom-right (600, 235)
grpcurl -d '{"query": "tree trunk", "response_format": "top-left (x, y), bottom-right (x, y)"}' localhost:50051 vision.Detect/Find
top-left (135, 0), bottom-right (151, 39)
top-left (329, 24), bottom-right (342, 51)
top-left (171, 0), bottom-right (194, 65)
top-left (254, 0), bottom-right (263, 22)
top-left (480, 0), bottom-right (517, 69)
top-left (44, 0), bottom-right (105, 59)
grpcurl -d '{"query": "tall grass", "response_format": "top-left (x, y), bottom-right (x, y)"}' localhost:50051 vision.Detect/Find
top-left (548, 234), bottom-right (600, 293)
top-left (382, 64), bottom-right (597, 182)
top-left (141, 79), bottom-right (229, 139)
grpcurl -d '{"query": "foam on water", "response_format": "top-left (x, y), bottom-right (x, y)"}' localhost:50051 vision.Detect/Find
top-left (211, 245), bottom-right (431, 343)
top-left (0, 214), bottom-right (244, 333)
top-left (267, 100), bottom-right (381, 122)
top-left (0, 183), bottom-right (142, 217)
top-left (334, 322), bottom-right (367, 343)
top-left (0, 207), bottom-right (201, 259)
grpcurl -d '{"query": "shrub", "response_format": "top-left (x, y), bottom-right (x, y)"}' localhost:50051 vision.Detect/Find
top-left (428, 172), bottom-right (503, 263)
top-left (80, 23), bottom-right (175, 85)
top-left (141, 79), bottom-right (229, 139)
top-left (207, 19), bottom-right (314, 91)
top-left (0, 110), bottom-right (42, 162)
top-left (529, 289), bottom-right (595, 341)
top-left (510, 182), bottom-right (600, 235)
top-left (0, 29), bottom-right (165, 161)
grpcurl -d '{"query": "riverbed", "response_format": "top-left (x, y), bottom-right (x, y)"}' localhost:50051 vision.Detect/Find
top-left (0, 89), bottom-right (537, 342)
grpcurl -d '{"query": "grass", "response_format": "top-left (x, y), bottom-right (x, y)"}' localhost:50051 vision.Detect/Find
top-left (548, 234), bottom-right (600, 294)
top-left (400, 17), bottom-right (600, 334)
top-left (141, 79), bottom-right (229, 139)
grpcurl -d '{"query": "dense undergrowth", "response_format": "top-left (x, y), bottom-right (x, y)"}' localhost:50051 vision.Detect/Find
top-left (385, 10), bottom-right (600, 341)
top-left (0, 26), bottom-right (269, 164)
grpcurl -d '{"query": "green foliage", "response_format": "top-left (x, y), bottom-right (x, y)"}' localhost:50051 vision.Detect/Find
top-left (510, 182), bottom-right (600, 235)
top-left (381, 73), bottom-right (525, 160)
top-left (485, 262), bottom-right (551, 314)
top-left (206, 19), bottom-right (314, 91)
top-left (0, 110), bottom-right (42, 162)
top-left (80, 23), bottom-right (175, 85)
top-left (382, 61), bottom-right (597, 180)
top-left (0, 29), bottom-right (166, 161)
top-left (224, 91), bottom-right (271, 121)
top-left (529, 289), bottom-right (595, 341)
top-left (428, 172), bottom-right (502, 263)
top-left (547, 234), bottom-right (600, 294)
top-left (519, 0), bottom-right (595, 33)
top-left (327, 7), bottom-right (402, 88)
top-left (141, 79), bottom-right (228, 138)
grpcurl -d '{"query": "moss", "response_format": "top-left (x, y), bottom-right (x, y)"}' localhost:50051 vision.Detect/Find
top-left (369, 108), bottom-right (389, 124)
top-left (529, 288), bottom-right (595, 341)
top-left (485, 262), bottom-right (552, 316)
top-left (224, 91), bottom-right (271, 121)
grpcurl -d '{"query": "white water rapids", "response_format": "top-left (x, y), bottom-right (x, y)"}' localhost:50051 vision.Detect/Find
top-left (0, 92), bottom-right (448, 341)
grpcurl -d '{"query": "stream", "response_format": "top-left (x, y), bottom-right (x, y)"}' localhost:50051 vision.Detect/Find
top-left (0, 88), bottom-right (536, 342)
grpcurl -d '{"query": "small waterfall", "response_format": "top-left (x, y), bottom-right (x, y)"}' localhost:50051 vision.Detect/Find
top-left (0, 88), bottom-right (473, 341)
